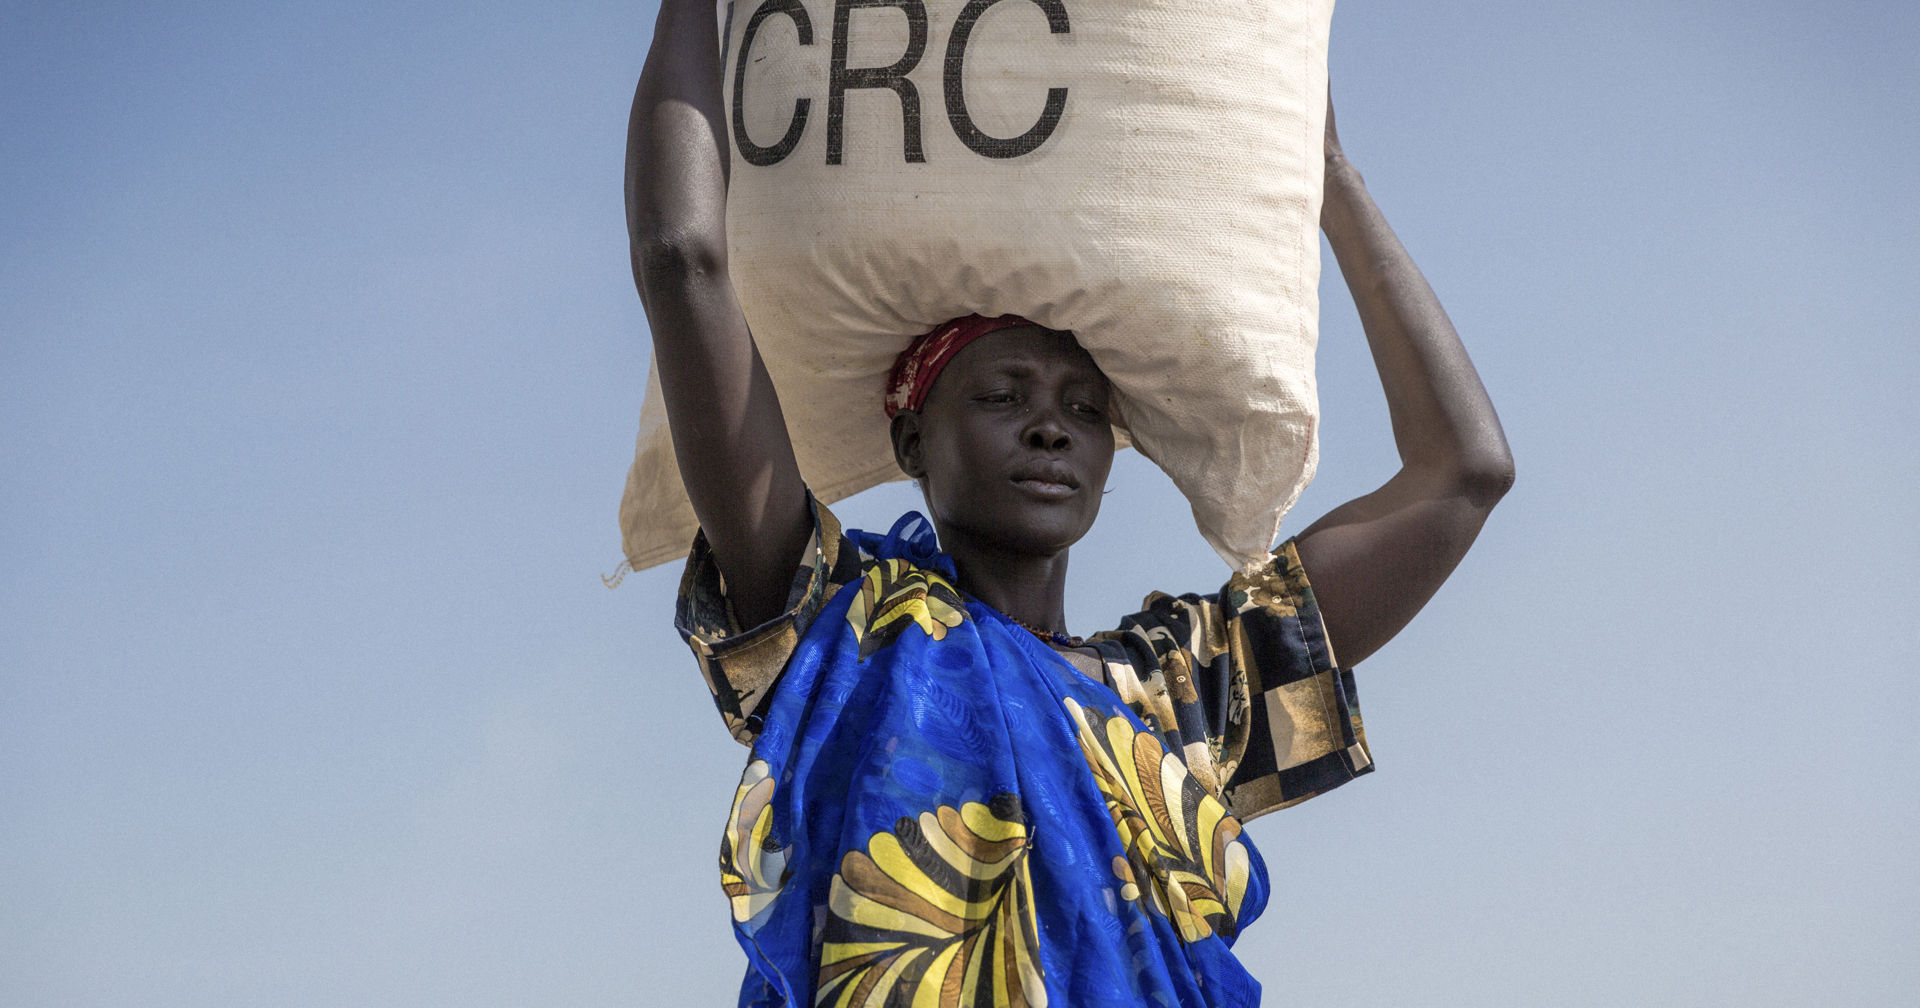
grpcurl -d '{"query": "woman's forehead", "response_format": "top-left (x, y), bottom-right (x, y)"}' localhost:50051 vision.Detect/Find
top-left (939, 327), bottom-right (1106, 385)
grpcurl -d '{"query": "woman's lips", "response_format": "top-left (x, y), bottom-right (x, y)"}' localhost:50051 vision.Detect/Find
top-left (1011, 462), bottom-right (1079, 500)
top-left (1012, 477), bottom-right (1077, 500)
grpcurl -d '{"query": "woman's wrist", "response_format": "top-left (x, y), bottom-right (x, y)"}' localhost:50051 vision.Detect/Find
top-left (1323, 150), bottom-right (1363, 192)
top-left (1320, 153), bottom-right (1368, 237)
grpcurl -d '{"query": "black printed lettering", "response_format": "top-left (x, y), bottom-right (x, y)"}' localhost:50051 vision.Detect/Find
top-left (828, 0), bottom-right (930, 165)
top-left (733, 0), bottom-right (815, 167)
top-left (944, 0), bottom-right (1069, 159)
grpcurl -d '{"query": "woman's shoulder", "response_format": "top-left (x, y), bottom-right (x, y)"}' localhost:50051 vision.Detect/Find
top-left (1093, 540), bottom-right (1317, 660)
top-left (673, 493), bottom-right (867, 744)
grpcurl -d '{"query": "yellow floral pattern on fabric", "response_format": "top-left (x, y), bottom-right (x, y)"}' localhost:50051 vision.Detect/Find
top-left (720, 760), bottom-right (789, 924)
top-left (1063, 697), bottom-right (1252, 942)
top-left (843, 558), bottom-right (968, 662)
top-left (816, 794), bottom-right (1046, 1008)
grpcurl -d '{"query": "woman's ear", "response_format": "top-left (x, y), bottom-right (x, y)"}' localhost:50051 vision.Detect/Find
top-left (890, 410), bottom-right (926, 479)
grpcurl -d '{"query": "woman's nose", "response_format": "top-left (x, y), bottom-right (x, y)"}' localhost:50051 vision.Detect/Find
top-left (1024, 410), bottom-right (1070, 451)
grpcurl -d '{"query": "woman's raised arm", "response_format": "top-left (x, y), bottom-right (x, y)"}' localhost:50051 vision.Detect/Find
top-left (627, 0), bottom-right (811, 627)
top-left (1293, 100), bottom-right (1516, 666)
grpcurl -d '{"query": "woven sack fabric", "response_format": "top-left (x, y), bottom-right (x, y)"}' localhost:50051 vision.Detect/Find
top-left (623, 0), bottom-right (1334, 573)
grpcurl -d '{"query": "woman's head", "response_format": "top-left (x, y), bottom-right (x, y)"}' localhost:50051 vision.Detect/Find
top-left (888, 319), bottom-right (1115, 561)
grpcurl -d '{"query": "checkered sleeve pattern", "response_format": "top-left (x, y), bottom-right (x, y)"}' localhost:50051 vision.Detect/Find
top-left (1098, 539), bottom-right (1372, 823)
top-left (673, 496), bottom-right (863, 745)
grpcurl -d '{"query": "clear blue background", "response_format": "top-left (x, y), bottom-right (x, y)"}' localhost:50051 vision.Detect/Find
top-left (5, 1), bottom-right (1915, 1003)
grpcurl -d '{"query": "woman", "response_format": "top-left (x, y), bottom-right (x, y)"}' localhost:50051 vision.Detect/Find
top-left (629, 2), bottom-right (1513, 1004)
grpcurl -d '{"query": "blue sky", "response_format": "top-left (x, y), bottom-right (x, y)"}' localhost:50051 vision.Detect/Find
top-left (5, 1), bottom-right (1916, 1004)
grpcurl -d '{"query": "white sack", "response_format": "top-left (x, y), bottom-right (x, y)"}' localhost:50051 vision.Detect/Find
top-left (623, 0), bottom-right (1333, 573)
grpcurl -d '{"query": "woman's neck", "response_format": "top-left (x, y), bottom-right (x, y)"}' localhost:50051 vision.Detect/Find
top-left (948, 545), bottom-right (1073, 635)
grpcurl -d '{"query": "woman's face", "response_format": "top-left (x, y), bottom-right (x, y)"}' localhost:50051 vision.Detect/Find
top-left (892, 326), bottom-right (1115, 561)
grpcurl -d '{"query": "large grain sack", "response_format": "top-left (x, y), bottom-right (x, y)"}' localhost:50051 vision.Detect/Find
top-left (622, 0), bottom-right (1334, 573)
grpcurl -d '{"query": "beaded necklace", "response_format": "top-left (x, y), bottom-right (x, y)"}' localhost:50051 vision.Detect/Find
top-left (1009, 617), bottom-right (1086, 649)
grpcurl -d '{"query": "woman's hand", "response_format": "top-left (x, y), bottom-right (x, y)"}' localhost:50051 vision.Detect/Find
top-left (1292, 93), bottom-right (1515, 666)
top-left (628, 0), bottom-right (811, 628)
top-left (1322, 91), bottom-right (1346, 165)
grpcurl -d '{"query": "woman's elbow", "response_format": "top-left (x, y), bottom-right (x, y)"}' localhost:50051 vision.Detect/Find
top-left (630, 226), bottom-right (727, 296)
top-left (1458, 448), bottom-right (1515, 508)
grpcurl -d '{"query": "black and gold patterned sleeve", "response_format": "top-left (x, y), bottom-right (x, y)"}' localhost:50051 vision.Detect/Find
top-left (673, 495), bottom-right (864, 745)
top-left (1097, 539), bottom-right (1372, 823)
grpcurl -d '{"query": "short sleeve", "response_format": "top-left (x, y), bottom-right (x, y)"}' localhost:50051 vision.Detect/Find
top-left (674, 494), bottom-right (863, 745)
top-left (1096, 539), bottom-right (1372, 823)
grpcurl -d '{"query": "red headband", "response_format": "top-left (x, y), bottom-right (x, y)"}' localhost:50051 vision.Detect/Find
top-left (883, 314), bottom-right (1034, 418)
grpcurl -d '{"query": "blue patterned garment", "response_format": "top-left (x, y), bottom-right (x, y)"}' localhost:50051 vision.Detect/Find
top-left (678, 503), bottom-right (1372, 1007)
